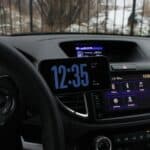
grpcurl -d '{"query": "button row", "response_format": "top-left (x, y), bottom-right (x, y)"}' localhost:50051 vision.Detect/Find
top-left (114, 131), bottom-right (150, 145)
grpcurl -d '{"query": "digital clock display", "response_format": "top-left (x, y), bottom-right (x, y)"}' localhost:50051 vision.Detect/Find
top-left (39, 57), bottom-right (110, 94)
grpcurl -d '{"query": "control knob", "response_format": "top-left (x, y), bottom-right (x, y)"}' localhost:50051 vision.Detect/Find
top-left (95, 136), bottom-right (112, 150)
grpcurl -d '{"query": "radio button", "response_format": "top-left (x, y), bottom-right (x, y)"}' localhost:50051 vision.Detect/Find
top-left (130, 136), bottom-right (137, 142)
top-left (123, 137), bottom-right (129, 143)
top-left (139, 135), bottom-right (144, 140)
top-left (114, 137), bottom-right (122, 144)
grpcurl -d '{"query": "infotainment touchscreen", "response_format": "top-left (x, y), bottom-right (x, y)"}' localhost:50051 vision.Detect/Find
top-left (104, 72), bottom-right (150, 114)
top-left (39, 57), bottom-right (111, 94)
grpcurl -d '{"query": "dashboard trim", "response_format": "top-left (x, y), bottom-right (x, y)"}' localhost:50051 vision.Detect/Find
top-left (56, 93), bottom-right (89, 118)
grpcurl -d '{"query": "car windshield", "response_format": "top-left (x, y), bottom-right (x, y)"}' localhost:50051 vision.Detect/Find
top-left (0, 0), bottom-right (150, 36)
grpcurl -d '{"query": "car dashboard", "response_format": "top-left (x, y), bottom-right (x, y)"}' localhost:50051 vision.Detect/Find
top-left (0, 34), bottom-right (150, 150)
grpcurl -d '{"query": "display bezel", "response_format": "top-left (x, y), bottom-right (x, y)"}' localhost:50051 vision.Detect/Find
top-left (39, 57), bottom-right (111, 95)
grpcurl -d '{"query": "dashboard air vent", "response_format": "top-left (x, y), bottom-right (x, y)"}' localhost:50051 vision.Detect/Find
top-left (58, 94), bottom-right (87, 115)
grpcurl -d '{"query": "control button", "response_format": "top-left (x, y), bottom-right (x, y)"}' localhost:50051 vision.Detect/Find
top-left (95, 136), bottom-right (112, 150)
top-left (122, 80), bottom-right (136, 92)
top-left (114, 137), bottom-right (122, 144)
top-left (111, 64), bottom-right (136, 71)
top-left (130, 136), bottom-right (137, 142)
top-left (110, 97), bottom-right (122, 110)
top-left (122, 82), bottom-right (131, 92)
top-left (139, 81), bottom-right (144, 92)
top-left (139, 135), bottom-right (144, 140)
top-left (139, 82), bottom-right (144, 88)
top-left (110, 83), bottom-right (119, 93)
top-left (111, 65), bottom-right (123, 70)
top-left (125, 96), bottom-right (137, 108)
top-left (111, 83), bottom-right (116, 90)
top-left (125, 83), bottom-right (130, 89)
top-left (128, 96), bottom-right (133, 103)
top-left (112, 98), bottom-right (120, 105)
top-left (123, 137), bottom-right (129, 142)
top-left (113, 98), bottom-right (119, 104)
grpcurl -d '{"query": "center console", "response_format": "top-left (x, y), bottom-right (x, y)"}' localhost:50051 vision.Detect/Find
top-left (39, 40), bottom-right (150, 150)
top-left (91, 67), bottom-right (150, 150)
top-left (93, 128), bottom-right (150, 150)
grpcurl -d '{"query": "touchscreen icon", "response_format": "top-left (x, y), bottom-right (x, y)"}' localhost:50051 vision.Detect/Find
top-left (139, 81), bottom-right (144, 92)
top-left (112, 97), bottom-right (121, 109)
top-left (113, 98), bottom-right (119, 104)
top-left (112, 83), bottom-right (116, 90)
top-left (121, 82), bottom-right (133, 93)
top-left (111, 83), bottom-right (119, 94)
top-left (128, 96), bottom-right (133, 103)
top-left (126, 83), bottom-right (130, 89)
top-left (77, 51), bottom-right (83, 57)
top-left (126, 96), bottom-right (137, 108)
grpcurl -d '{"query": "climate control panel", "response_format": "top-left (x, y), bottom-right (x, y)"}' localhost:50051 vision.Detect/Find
top-left (94, 130), bottom-right (150, 150)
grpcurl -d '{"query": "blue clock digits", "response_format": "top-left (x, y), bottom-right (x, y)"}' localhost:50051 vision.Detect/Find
top-left (51, 64), bottom-right (89, 90)
top-left (80, 64), bottom-right (89, 86)
top-left (71, 64), bottom-right (81, 88)
top-left (51, 65), bottom-right (68, 89)
top-left (58, 65), bottom-right (68, 89)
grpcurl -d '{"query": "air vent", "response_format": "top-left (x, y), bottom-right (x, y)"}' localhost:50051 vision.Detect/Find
top-left (58, 94), bottom-right (87, 116)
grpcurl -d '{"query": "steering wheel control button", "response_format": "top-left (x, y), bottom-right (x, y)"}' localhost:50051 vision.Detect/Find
top-left (95, 136), bottom-right (112, 150)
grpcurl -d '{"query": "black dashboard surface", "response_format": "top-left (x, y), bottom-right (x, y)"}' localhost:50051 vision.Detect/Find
top-left (1, 34), bottom-right (150, 148)
top-left (0, 34), bottom-right (150, 63)
top-left (1, 34), bottom-right (150, 112)
top-left (3, 34), bottom-right (150, 119)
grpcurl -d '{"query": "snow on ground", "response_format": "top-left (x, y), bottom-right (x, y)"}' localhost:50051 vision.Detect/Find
top-left (67, 0), bottom-right (150, 35)
top-left (66, 8), bottom-right (133, 34)
top-left (106, 9), bottom-right (131, 33)
top-left (106, 0), bottom-right (144, 9)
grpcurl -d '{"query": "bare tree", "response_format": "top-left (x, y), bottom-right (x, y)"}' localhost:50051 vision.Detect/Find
top-left (36, 0), bottom-right (97, 31)
top-left (144, 0), bottom-right (150, 17)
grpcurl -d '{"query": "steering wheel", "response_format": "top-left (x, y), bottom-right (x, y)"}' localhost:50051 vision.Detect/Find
top-left (0, 42), bottom-right (65, 150)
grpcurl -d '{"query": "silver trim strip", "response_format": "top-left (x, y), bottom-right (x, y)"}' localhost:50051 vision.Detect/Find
top-left (22, 137), bottom-right (43, 150)
top-left (75, 93), bottom-right (88, 117)
top-left (57, 93), bottom-right (88, 118)
top-left (0, 75), bottom-right (9, 78)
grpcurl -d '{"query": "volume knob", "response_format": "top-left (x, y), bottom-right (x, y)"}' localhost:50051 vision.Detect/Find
top-left (95, 136), bottom-right (112, 150)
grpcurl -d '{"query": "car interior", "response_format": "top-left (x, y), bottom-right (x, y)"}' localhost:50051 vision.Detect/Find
top-left (1, 0), bottom-right (150, 150)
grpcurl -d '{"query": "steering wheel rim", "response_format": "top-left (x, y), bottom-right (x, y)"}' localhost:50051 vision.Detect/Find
top-left (0, 42), bottom-right (65, 150)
